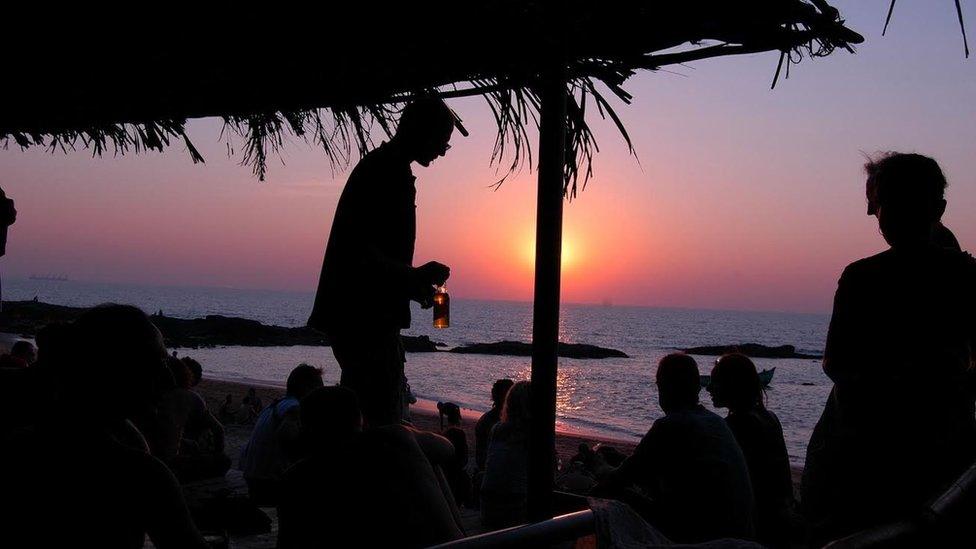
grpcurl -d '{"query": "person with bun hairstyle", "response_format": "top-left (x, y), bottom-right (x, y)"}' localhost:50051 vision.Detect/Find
top-left (708, 353), bottom-right (793, 548)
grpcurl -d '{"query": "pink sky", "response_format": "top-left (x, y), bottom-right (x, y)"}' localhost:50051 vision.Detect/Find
top-left (1, 1), bottom-right (974, 313)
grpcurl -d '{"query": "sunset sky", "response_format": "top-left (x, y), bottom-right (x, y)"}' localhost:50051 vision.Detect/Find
top-left (1, 1), bottom-right (974, 314)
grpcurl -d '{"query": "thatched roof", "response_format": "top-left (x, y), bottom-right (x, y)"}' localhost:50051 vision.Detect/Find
top-left (1, 1), bottom-right (861, 194)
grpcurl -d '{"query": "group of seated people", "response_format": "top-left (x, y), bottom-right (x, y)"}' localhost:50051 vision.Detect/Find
top-left (0, 152), bottom-right (973, 548)
top-left (0, 307), bottom-right (234, 548)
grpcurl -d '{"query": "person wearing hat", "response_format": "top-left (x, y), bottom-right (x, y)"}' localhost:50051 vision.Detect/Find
top-left (308, 98), bottom-right (466, 427)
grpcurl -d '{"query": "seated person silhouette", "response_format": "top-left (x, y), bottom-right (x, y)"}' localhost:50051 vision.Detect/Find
top-left (598, 353), bottom-right (755, 543)
top-left (158, 357), bottom-right (230, 482)
top-left (480, 380), bottom-right (532, 530)
top-left (277, 386), bottom-right (464, 549)
top-left (708, 353), bottom-right (793, 548)
top-left (438, 401), bottom-right (471, 507)
top-left (239, 364), bottom-right (323, 505)
top-left (475, 378), bottom-right (514, 471)
top-left (0, 304), bottom-right (207, 548)
top-left (0, 340), bottom-right (36, 368)
top-left (802, 152), bottom-right (976, 543)
top-left (307, 97), bottom-right (464, 427)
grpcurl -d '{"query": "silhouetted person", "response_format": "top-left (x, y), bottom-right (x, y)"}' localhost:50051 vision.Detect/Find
top-left (480, 380), bottom-right (532, 529)
top-left (219, 394), bottom-right (235, 424)
top-left (158, 357), bottom-right (230, 482)
top-left (802, 153), bottom-right (976, 543)
top-left (277, 386), bottom-right (464, 548)
top-left (0, 186), bottom-right (15, 309)
top-left (438, 401), bottom-right (471, 507)
top-left (239, 364), bottom-right (324, 505)
top-left (0, 340), bottom-right (36, 368)
top-left (239, 386), bottom-right (264, 423)
top-left (708, 353), bottom-right (793, 548)
top-left (598, 353), bottom-right (755, 543)
top-left (0, 304), bottom-right (207, 548)
top-left (475, 378), bottom-right (514, 470)
top-left (308, 98), bottom-right (464, 427)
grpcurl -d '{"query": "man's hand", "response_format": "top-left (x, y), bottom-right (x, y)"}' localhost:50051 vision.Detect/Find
top-left (417, 261), bottom-right (450, 287)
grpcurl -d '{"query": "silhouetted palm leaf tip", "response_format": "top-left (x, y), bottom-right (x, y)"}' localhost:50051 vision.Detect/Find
top-left (1, 1), bottom-right (862, 195)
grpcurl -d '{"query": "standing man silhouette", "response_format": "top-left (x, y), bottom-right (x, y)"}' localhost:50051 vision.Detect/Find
top-left (308, 98), bottom-right (464, 427)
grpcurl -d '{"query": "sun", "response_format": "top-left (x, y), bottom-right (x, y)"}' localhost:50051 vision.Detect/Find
top-left (520, 232), bottom-right (581, 271)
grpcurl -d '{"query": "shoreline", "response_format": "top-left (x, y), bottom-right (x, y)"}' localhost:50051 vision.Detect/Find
top-left (196, 377), bottom-right (640, 465)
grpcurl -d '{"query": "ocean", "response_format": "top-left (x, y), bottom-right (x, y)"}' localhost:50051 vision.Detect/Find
top-left (4, 278), bottom-right (831, 465)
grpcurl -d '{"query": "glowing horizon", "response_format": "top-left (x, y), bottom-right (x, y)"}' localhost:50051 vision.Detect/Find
top-left (1, 2), bottom-right (974, 315)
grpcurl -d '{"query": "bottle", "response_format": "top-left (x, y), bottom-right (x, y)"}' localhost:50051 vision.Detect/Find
top-left (433, 285), bottom-right (450, 329)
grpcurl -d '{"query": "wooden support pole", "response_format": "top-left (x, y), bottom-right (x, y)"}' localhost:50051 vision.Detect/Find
top-left (528, 64), bottom-right (567, 523)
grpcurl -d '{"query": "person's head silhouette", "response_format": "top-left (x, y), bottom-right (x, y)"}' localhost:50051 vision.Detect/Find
top-left (65, 304), bottom-right (169, 421)
top-left (491, 378), bottom-right (515, 409)
top-left (864, 152), bottom-right (948, 249)
top-left (656, 353), bottom-right (700, 413)
top-left (393, 98), bottom-right (460, 167)
top-left (285, 363), bottom-right (325, 400)
top-left (707, 353), bottom-right (764, 412)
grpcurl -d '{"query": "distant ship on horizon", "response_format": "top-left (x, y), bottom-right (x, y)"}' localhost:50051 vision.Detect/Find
top-left (29, 274), bottom-right (69, 282)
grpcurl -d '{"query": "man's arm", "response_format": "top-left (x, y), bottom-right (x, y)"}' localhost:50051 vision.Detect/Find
top-left (822, 268), bottom-right (859, 384)
top-left (599, 422), bottom-right (660, 489)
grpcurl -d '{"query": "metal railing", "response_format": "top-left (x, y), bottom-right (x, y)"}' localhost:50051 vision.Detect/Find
top-left (428, 509), bottom-right (595, 549)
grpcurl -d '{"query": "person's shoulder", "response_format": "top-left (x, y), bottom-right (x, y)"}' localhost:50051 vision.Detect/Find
top-left (841, 250), bottom-right (893, 279)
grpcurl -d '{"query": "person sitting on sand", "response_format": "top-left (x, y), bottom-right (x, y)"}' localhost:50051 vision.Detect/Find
top-left (238, 386), bottom-right (264, 423)
top-left (437, 401), bottom-right (471, 507)
top-left (480, 380), bottom-right (532, 529)
top-left (598, 353), bottom-right (755, 543)
top-left (802, 153), bottom-right (976, 543)
top-left (219, 394), bottom-right (236, 424)
top-left (277, 386), bottom-right (464, 548)
top-left (239, 364), bottom-right (323, 505)
top-left (158, 357), bottom-right (230, 482)
top-left (708, 353), bottom-right (793, 548)
top-left (0, 304), bottom-right (207, 548)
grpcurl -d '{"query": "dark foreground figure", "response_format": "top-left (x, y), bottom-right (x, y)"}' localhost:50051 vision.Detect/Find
top-left (803, 153), bottom-right (976, 543)
top-left (0, 305), bottom-right (207, 548)
top-left (308, 98), bottom-right (461, 427)
top-left (277, 386), bottom-right (464, 548)
top-left (599, 353), bottom-right (755, 543)
top-left (709, 353), bottom-right (794, 548)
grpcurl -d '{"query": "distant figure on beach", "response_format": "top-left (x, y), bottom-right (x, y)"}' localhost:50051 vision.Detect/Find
top-left (708, 353), bottom-right (793, 548)
top-left (437, 401), bottom-right (471, 507)
top-left (480, 380), bottom-right (532, 529)
top-left (0, 340), bottom-right (36, 368)
top-left (219, 394), bottom-right (236, 424)
top-left (598, 353), bottom-right (755, 543)
top-left (0, 305), bottom-right (207, 548)
top-left (277, 386), bottom-right (464, 548)
top-left (239, 364), bottom-right (323, 505)
top-left (158, 357), bottom-right (230, 482)
top-left (802, 153), bottom-right (976, 542)
top-left (307, 98), bottom-right (463, 427)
